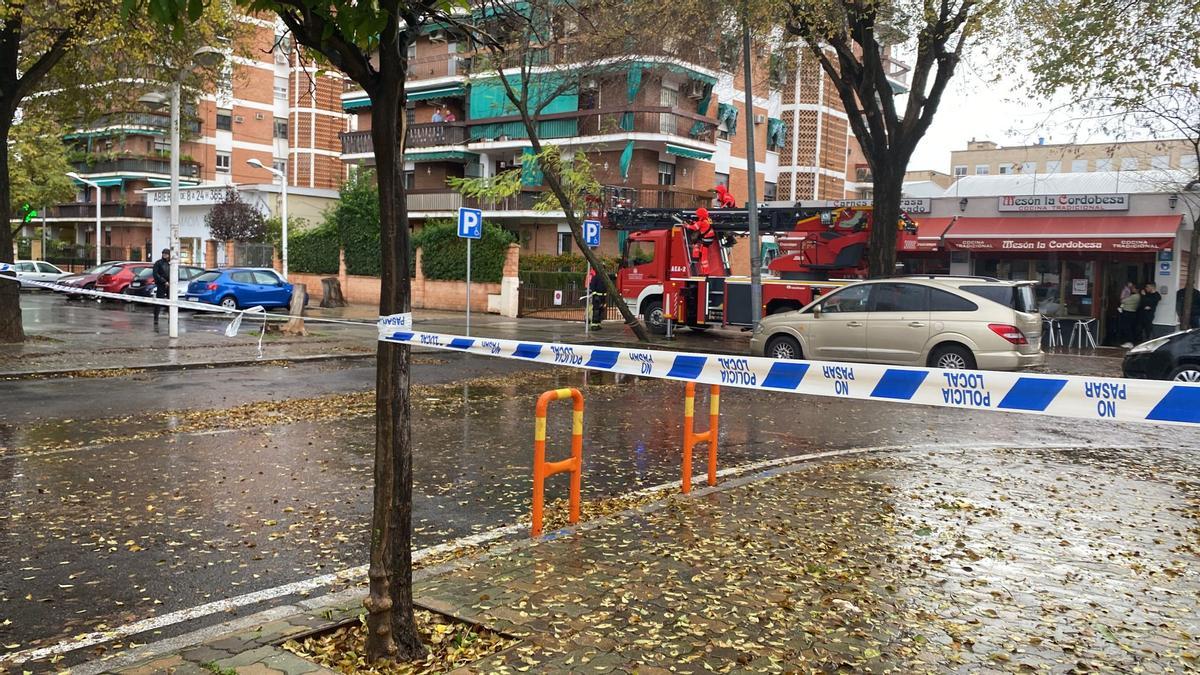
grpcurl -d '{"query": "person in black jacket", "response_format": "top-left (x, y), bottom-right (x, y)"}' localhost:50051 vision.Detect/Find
top-left (1177, 287), bottom-right (1200, 329)
top-left (588, 268), bottom-right (607, 329)
top-left (1137, 282), bottom-right (1161, 342)
top-left (152, 248), bottom-right (171, 324)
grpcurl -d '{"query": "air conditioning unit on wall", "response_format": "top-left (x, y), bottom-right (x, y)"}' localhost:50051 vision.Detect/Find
top-left (234, 115), bottom-right (245, 123)
top-left (255, 112), bottom-right (265, 120)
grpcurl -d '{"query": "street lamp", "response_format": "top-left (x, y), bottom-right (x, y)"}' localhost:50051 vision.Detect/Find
top-left (246, 158), bottom-right (288, 279)
top-left (65, 172), bottom-right (102, 266)
top-left (139, 46), bottom-right (226, 338)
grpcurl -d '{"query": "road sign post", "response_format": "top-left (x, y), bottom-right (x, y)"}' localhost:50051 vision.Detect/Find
top-left (582, 220), bottom-right (601, 336)
top-left (457, 207), bottom-right (483, 336)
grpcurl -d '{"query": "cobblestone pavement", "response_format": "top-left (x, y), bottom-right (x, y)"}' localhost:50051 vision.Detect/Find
top-left (110, 444), bottom-right (1199, 674)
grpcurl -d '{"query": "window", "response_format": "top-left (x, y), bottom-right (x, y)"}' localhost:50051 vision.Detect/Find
top-left (1095, 158), bottom-right (1114, 171)
top-left (404, 171), bottom-right (415, 189)
top-left (1120, 157), bottom-right (1138, 170)
top-left (580, 87), bottom-right (600, 110)
top-left (974, 165), bottom-right (989, 175)
top-left (272, 158), bottom-right (287, 175)
top-left (216, 151), bottom-right (231, 173)
top-left (406, 103), bottom-right (416, 126)
top-left (870, 283), bottom-right (927, 312)
top-left (815, 284), bottom-right (871, 313)
top-left (15, 262), bottom-right (34, 272)
top-left (231, 271), bottom-right (255, 284)
top-left (998, 165), bottom-right (1011, 175)
top-left (557, 231), bottom-right (573, 255)
top-left (1151, 155), bottom-right (1170, 170)
top-left (37, 262), bottom-right (60, 274)
top-left (1070, 159), bottom-right (1088, 172)
top-left (273, 118), bottom-right (288, 140)
top-left (407, 41), bottom-right (416, 59)
top-left (1019, 161), bottom-right (1036, 174)
top-left (1181, 154), bottom-right (1199, 171)
top-left (952, 165), bottom-right (967, 177)
top-left (253, 271), bottom-right (282, 285)
top-left (930, 289), bottom-right (978, 312)
top-left (657, 161), bottom-right (675, 186)
top-left (194, 271), bottom-right (220, 283)
top-left (623, 241), bottom-right (655, 267)
top-left (1044, 160), bottom-right (1061, 173)
top-left (961, 285), bottom-right (1036, 313)
top-left (763, 181), bottom-right (777, 201)
top-left (274, 76), bottom-right (288, 100)
top-left (216, 110), bottom-right (232, 131)
top-left (715, 172), bottom-right (729, 188)
top-left (153, 138), bottom-right (169, 154)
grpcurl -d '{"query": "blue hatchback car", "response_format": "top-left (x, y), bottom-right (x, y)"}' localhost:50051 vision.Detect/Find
top-left (185, 268), bottom-right (297, 310)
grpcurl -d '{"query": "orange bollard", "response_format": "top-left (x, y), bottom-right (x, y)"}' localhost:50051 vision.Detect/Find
top-left (681, 382), bottom-right (720, 493)
top-left (532, 387), bottom-right (584, 537)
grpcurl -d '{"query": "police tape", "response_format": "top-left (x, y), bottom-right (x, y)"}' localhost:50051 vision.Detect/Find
top-left (377, 325), bottom-right (1200, 427)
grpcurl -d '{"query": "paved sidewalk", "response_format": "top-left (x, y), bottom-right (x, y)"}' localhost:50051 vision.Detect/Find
top-left (108, 445), bottom-right (1199, 674)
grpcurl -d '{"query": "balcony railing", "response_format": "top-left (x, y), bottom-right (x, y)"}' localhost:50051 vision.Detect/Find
top-left (603, 184), bottom-right (713, 210)
top-left (70, 157), bottom-right (200, 177)
top-left (340, 123), bottom-right (469, 155)
top-left (408, 189), bottom-right (463, 211)
top-left (48, 202), bottom-right (150, 219)
top-left (408, 53), bottom-right (469, 80)
top-left (854, 165), bottom-right (872, 183)
top-left (74, 112), bottom-right (202, 136)
top-left (470, 106), bottom-right (716, 144)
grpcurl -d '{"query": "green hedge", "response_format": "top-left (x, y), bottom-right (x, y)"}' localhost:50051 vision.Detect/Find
top-left (330, 169), bottom-right (381, 276)
top-left (412, 220), bottom-right (515, 283)
top-left (519, 252), bottom-right (620, 273)
top-left (289, 226), bottom-right (340, 275)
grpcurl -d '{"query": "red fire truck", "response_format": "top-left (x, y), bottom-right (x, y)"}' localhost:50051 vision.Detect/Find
top-left (608, 203), bottom-right (918, 333)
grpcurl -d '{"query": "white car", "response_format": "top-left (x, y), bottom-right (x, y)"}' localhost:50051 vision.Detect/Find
top-left (13, 260), bottom-right (67, 289)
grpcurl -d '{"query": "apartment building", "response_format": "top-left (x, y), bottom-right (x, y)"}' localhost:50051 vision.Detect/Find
top-left (950, 138), bottom-right (1199, 180)
top-left (337, 22), bottom-right (889, 263)
top-left (31, 16), bottom-right (347, 265)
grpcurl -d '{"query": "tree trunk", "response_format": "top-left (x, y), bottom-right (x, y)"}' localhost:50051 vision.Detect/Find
top-left (868, 164), bottom-right (903, 279)
top-left (320, 277), bottom-right (348, 307)
top-left (0, 117), bottom-right (24, 344)
top-left (362, 37), bottom-right (424, 662)
top-left (281, 283), bottom-right (307, 336)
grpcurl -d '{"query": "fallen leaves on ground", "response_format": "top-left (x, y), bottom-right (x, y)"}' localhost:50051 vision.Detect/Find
top-left (282, 610), bottom-right (515, 674)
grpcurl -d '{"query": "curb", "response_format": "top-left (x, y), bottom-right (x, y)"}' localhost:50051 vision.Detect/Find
top-left (0, 352), bottom-right (376, 380)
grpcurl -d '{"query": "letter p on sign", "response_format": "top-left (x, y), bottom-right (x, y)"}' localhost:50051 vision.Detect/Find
top-left (457, 207), bottom-right (483, 239)
top-left (583, 219), bottom-right (601, 248)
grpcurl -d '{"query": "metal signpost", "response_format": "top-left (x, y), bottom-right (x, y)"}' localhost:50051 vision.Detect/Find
top-left (583, 220), bottom-right (601, 337)
top-left (457, 207), bottom-right (483, 336)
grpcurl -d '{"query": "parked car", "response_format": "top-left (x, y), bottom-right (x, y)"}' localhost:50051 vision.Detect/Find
top-left (12, 260), bottom-right (67, 289)
top-left (185, 268), bottom-right (298, 310)
top-left (125, 265), bottom-right (205, 299)
top-left (750, 276), bottom-right (1045, 371)
top-left (1122, 329), bottom-right (1200, 381)
top-left (56, 262), bottom-right (128, 299)
top-left (95, 262), bottom-right (152, 296)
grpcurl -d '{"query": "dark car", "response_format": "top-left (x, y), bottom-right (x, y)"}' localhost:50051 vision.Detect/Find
top-left (56, 262), bottom-right (128, 299)
top-left (125, 265), bottom-right (205, 299)
top-left (185, 267), bottom-right (298, 310)
top-left (1122, 329), bottom-right (1200, 382)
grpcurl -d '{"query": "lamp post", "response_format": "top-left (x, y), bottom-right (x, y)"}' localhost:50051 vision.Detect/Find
top-left (247, 158), bottom-right (288, 279)
top-left (140, 46), bottom-right (225, 338)
top-left (65, 172), bottom-right (102, 266)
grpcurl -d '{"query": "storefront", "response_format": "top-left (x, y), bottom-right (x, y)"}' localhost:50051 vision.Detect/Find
top-left (914, 181), bottom-right (1193, 344)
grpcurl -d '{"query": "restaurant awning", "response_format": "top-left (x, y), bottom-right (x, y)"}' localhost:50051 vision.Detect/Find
top-left (942, 215), bottom-right (1182, 252)
top-left (904, 216), bottom-right (957, 252)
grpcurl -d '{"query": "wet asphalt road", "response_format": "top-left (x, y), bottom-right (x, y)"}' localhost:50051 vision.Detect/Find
top-left (1, 298), bottom-right (1197, 669)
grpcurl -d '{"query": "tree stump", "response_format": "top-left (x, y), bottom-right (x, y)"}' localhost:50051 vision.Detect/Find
top-left (282, 282), bottom-right (307, 336)
top-left (321, 277), bottom-right (348, 308)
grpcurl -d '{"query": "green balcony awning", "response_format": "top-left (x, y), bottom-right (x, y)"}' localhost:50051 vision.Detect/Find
top-left (404, 150), bottom-right (479, 162)
top-left (71, 176), bottom-right (125, 187)
top-left (408, 85), bottom-right (466, 101)
top-left (342, 96), bottom-right (371, 111)
top-left (665, 144), bottom-right (712, 161)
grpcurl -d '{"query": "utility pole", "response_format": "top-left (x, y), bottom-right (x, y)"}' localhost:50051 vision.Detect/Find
top-left (741, 12), bottom-right (762, 327)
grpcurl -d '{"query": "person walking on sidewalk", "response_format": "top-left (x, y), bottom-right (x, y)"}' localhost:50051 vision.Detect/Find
top-left (1118, 281), bottom-right (1140, 348)
top-left (1138, 282), bottom-right (1161, 342)
top-left (587, 268), bottom-right (607, 330)
top-left (152, 248), bottom-right (171, 325)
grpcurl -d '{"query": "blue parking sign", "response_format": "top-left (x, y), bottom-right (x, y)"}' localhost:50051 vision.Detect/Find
top-left (457, 207), bottom-right (483, 239)
top-left (583, 219), bottom-right (601, 248)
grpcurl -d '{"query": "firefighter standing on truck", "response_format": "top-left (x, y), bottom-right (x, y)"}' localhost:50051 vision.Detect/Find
top-left (588, 266), bottom-right (607, 329)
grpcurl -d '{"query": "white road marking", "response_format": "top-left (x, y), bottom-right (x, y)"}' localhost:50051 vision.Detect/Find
top-left (0, 441), bottom-right (1132, 667)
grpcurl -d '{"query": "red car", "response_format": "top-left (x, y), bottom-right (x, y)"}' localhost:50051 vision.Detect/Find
top-left (95, 262), bottom-right (152, 297)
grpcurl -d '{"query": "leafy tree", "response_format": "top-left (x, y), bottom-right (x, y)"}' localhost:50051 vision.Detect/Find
top-left (134, 0), bottom-right (464, 661)
top-left (205, 188), bottom-right (268, 242)
top-left (326, 168), bottom-right (382, 276)
top-left (8, 117), bottom-right (77, 236)
top-left (784, 0), bottom-right (998, 277)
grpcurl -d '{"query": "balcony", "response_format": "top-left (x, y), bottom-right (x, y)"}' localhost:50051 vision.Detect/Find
top-left (408, 53), bottom-right (469, 80)
top-left (470, 106), bottom-right (716, 144)
top-left (405, 185), bottom-right (712, 215)
top-left (70, 156), bottom-right (201, 177)
top-left (603, 185), bottom-right (712, 210)
top-left (340, 123), bottom-right (469, 156)
top-left (48, 202), bottom-right (150, 219)
top-left (854, 164), bottom-right (872, 183)
top-left (408, 189), bottom-right (463, 211)
top-left (69, 112), bottom-right (202, 136)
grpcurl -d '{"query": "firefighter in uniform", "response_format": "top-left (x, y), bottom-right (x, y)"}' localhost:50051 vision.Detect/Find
top-left (686, 207), bottom-right (717, 275)
top-left (587, 267), bottom-right (607, 329)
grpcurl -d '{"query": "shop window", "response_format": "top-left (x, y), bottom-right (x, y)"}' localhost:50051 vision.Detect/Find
top-left (216, 110), bottom-right (232, 131)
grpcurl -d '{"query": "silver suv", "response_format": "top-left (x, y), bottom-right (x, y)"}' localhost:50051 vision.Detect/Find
top-left (750, 276), bottom-right (1045, 370)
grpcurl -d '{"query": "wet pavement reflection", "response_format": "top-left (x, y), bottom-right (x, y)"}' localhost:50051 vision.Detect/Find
top-left (1, 359), bottom-right (1198, 663)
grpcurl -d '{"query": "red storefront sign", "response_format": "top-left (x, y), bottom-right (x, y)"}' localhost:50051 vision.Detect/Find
top-left (943, 215), bottom-right (1181, 253)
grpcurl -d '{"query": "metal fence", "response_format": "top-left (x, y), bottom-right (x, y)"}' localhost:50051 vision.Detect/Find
top-left (517, 270), bottom-right (623, 322)
top-left (234, 242), bottom-right (275, 268)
